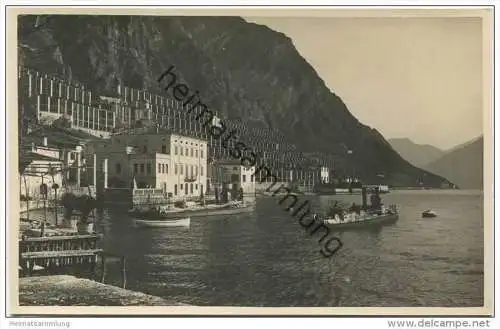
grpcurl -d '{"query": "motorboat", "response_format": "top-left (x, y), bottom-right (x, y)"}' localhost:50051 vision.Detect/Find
top-left (422, 209), bottom-right (438, 218)
top-left (312, 187), bottom-right (399, 231)
top-left (134, 217), bottom-right (191, 228)
top-left (313, 205), bottom-right (399, 231)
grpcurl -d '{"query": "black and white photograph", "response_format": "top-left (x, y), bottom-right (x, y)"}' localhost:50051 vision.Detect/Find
top-left (7, 6), bottom-right (493, 316)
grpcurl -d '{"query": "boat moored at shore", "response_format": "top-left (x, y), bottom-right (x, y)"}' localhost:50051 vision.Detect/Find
top-left (128, 200), bottom-right (255, 220)
top-left (134, 217), bottom-right (191, 228)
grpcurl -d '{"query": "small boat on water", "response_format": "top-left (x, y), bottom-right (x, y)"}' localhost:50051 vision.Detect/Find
top-left (422, 209), bottom-right (438, 218)
top-left (134, 217), bottom-right (191, 228)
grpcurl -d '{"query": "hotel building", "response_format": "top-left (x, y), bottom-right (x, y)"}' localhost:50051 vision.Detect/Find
top-left (88, 131), bottom-right (208, 199)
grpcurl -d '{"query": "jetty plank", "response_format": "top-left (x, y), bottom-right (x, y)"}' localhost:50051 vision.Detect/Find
top-left (21, 249), bottom-right (103, 259)
top-left (19, 275), bottom-right (188, 306)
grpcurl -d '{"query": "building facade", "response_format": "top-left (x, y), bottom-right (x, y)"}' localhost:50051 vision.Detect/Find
top-left (91, 132), bottom-right (208, 199)
top-left (211, 160), bottom-right (256, 195)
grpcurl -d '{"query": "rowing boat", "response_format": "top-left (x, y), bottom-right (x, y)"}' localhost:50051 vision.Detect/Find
top-left (134, 217), bottom-right (191, 228)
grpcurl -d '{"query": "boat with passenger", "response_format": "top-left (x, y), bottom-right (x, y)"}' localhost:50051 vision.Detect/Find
top-left (312, 187), bottom-right (399, 231)
top-left (422, 209), bottom-right (438, 218)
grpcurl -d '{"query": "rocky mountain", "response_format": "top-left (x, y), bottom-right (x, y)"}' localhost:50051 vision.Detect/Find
top-left (424, 136), bottom-right (483, 189)
top-left (17, 15), bottom-right (450, 187)
top-left (388, 138), bottom-right (445, 168)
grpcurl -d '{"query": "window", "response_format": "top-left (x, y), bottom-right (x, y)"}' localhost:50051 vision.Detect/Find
top-left (242, 174), bottom-right (246, 182)
top-left (200, 166), bottom-right (204, 176)
top-left (180, 165), bottom-right (183, 175)
top-left (190, 183), bottom-right (193, 194)
top-left (195, 184), bottom-right (198, 190)
top-left (180, 148), bottom-right (183, 156)
top-left (175, 164), bottom-right (178, 174)
top-left (201, 184), bottom-right (204, 193)
top-left (186, 148), bottom-right (189, 156)
top-left (180, 184), bottom-right (183, 190)
top-left (147, 164), bottom-right (151, 174)
top-left (134, 164), bottom-right (138, 173)
top-left (175, 146), bottom-right (178, 155)
top-left (158, 164), bottom-right (161, 173)
top-left (185, 164), bottom-right (188, 176)
top-left (194, 166), bottom-right (198, 176)
top-left (195, 150), bottom-right (198, 157)
top-left (116, 163), bottom-right (122, 174)
top-left (190, 148), bottom-right (193, 157)
top-left (140, 163), bottom-right (144, 173)
top-left (165, 164), bottom-right (168, 173)
top-left (190, 165), bottom-right (194, 176)
top-left (201, 150), bottom-right (204, 158)
top-left (162, 145), bottom-right (167, 153)
top-left (161, 164), bottom-right (165, 173)
top-left (251, 175), bottom-right (254, 182)
top-left (174, 184), bottom-right (177, 195)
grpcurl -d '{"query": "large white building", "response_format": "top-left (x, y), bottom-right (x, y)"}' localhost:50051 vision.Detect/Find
top-left (87, 130), bottom-right (208, 199)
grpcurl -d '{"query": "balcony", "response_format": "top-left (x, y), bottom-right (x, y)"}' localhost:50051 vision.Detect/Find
top-left (184, 175), bottom-right (197, 183)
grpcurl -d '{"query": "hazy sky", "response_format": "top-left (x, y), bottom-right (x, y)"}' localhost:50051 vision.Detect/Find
top-left (245, 17), bottom-right (483, 150)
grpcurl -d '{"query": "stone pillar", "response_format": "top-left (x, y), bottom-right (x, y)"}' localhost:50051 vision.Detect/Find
top-left (76, 103), bottom-right (80, 127)
top-left (36, 95), bottom-right (41, 119)
top-left (97, 109), bottom-right (100, 131)
top-left (103, 158), bottom-right (108, 189)
top-left (93, 153), bottom-right (97, 188)
top-left (28, 72), bottom-right (33, 97)
top-left (76, 151), bottom-right (81, 187)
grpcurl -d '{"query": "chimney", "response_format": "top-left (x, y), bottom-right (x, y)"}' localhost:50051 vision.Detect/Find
top-left (42, 136), bottom-right (48, 147)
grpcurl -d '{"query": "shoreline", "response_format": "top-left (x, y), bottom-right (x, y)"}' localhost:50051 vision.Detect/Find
top-left (19, 275), bottom-right (189, 306)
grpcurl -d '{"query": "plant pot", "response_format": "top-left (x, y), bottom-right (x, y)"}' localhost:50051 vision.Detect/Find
top-left (62, 218), bottom-right (79, 230)
top-left (77, 222), bottom-right (94, 234)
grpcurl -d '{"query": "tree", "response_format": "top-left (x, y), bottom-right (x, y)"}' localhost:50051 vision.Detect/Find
top-left (51, 116), bottom-right (72, 129)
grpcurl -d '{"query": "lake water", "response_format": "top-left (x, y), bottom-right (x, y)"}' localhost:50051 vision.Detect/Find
top-left (95, 190), bottom-right (484, 307)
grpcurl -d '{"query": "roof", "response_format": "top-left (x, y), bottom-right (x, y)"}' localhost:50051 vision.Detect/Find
top-left (24, 126), bottom-right (101, 149)
top-left (213, 159), bottom-right (246, 166)
top-left (112, 128), bottom-right (207, 142)
top-left (19, 151), bottom-right (62, 173)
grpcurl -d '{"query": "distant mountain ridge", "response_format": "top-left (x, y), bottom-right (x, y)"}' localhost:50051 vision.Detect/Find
top-left (17, 15), bottom-right (451, 187)
top-left (388, 138), bottom-right (445, 168)
top-left (424, 136), bottom-right (483, 190)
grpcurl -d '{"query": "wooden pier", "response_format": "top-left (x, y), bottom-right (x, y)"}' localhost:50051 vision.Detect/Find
top-left (19, 234), bottom-right (103, 277)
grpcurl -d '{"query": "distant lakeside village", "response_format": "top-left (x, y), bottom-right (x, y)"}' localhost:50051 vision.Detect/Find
top-left (18, 65), bottom-right (392, 212)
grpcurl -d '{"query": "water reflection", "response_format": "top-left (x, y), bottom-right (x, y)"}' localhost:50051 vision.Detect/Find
top-left (93, 191), bottom-right (483, 307)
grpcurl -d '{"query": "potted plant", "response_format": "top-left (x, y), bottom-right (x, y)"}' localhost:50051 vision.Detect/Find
top-left (77, 215), bottom-right (94, 234)
top-left (75, 195), bottom-right (96, 234)
top-left (199, 190), bottom-right (205, 206)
